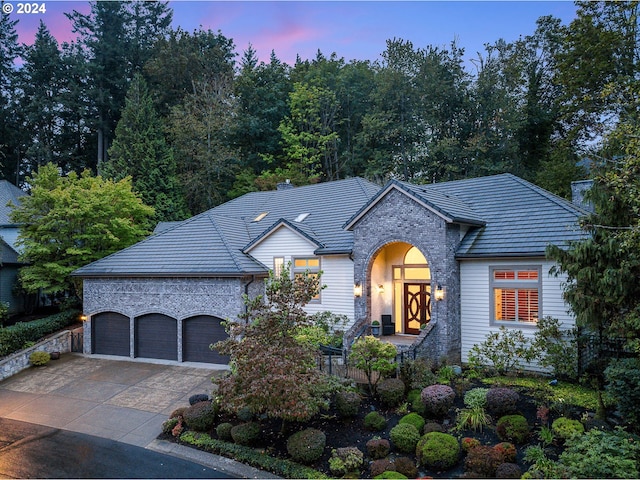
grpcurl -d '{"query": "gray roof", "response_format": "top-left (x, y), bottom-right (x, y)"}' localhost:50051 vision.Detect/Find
top-left (73, 177), bottom-right (380, 277)
top-left (0, 180), bottom-right (26, 226)
top-left (414, 173), bottom-right (588, 257)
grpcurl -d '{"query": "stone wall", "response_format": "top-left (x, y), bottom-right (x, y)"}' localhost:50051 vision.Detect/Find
top-left (0, 327), bottom-right (81, 381)
top-left (350, 188), bottom-right (462, 364)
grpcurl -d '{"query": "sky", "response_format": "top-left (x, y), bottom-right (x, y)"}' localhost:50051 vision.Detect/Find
top-left (7, 1), bottom-right (578, 66)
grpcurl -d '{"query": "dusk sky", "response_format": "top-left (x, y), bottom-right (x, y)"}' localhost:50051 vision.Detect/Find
top-left (8, 1), bottom-right (578, 66)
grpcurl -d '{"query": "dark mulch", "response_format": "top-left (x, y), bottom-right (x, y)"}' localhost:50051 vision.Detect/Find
top-left (164, 378), bottom-right (579, 478)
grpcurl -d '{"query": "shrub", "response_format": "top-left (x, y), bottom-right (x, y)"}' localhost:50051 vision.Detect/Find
top-left (407, 390), bottom-right (426, 415)
top-left (390, 423), bottom-right (420, 454)
top-left (328, 447), bottom-right (364, 476)
top-left (364, 411), bottom-right (387, 431)
top-left (420, 384), bottom-right (455, 417)
top-left (374, 472), bottom-right (407, 479)
top-left (461, 437), bottom-right (481, 452)
top-left (162, 418), bottom-right (179, 435)
top-left (215, 422), bottom-right (233, 441)
top-left (423, 422), bottom-right (444, 434)
top-left (436, 365), bottom-right (457, 384)
top-left (189, 393), bottom-right (209, 405)
top-left (29, 350), bottom-right (50, 366)
top-left (416, 432), bottom-right (460, 470)
top-left (0, 309), bottom-right (79, 357)
top-left (370, 459), bottom-right (395, 478)
top-left (377, 378), bottom-right (405, 407)
top-left (464, 445), bottom-right (503, 477)
top-left (399, 358), bottom-right (436, 390)
top-left (230, 422), bottom-right (261, 446)
top-left (170, 407), bottom-right (187, 419)
top-left (605, 357), bottom-right (640, 426)
top-left (398, 412), bottom-right (425, 432)
top-left (366, 438), bottom-right (390, 460)
top-left (236, 406), bottom-right (254, 422)
top-left (532, 316), bottom-right (579, 381)
top-left (551, 417), bottom-right (585, 441)
top-left (496, 415), bottom-right (530, 443)
top-left (493, 442), bottom-right (517, 462)
top-left (455, 405), bottom-right (490, 432)
top-left (464, 387), bottom-right (489, 409)
top-left (334, 390), bottom-right (361, 418)
top-left (286, 428), bottom-right (326, 464)
top-left (348, 336), bottom-right (397, 394)
top-left (495, 462), bottom-right (522, 479)
top-left (467, 326), bottom-right (534, 375)
top-left (394, 457), bottom-right (417, 478)
top-left (558, 427), bottom-right (640, 479)
top-left (486, 387), bottom-right (520, 417)
top-left (182, 401), bottom-right (217, 432)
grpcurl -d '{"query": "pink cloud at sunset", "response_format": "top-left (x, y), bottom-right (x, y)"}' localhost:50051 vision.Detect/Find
top-left (7, 1), bottom-right (578, 67)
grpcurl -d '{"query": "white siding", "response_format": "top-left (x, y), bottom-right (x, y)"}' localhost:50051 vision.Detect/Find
top-left (249, 226), bottom-right (355, 328)
top-left (460, 258), bottom-right (574, 371)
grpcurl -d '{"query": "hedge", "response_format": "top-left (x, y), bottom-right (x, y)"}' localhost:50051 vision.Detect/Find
top-left (0, 310), bottom-right (80, 357)
top-left (179, 431), bottom-right (328, 479)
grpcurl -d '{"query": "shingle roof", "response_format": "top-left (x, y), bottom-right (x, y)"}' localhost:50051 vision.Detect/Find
top-left (0, 180), bottom-right (26, 226)
top-left (73, 177), bottom-right (380, 277)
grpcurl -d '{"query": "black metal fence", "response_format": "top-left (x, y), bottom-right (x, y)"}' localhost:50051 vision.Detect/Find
top-left (578, 333), bottom-right (635, 375)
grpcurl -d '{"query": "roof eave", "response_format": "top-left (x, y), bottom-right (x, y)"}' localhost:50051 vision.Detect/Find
top-left (72, 270), bottom-right (269, 279)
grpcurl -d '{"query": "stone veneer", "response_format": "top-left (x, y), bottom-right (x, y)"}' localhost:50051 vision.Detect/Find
top-left (82, 276), bottom-right (265, 358)
top-left (350, 188), bottom-right (462, 364)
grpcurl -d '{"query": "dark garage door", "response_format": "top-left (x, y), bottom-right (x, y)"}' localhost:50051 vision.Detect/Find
top-left (135, 314), bottom-right (177, 360)
top-left (92, 312), bottom-right (130, 356)
top-left (183, 315), bottom-right (229, 364)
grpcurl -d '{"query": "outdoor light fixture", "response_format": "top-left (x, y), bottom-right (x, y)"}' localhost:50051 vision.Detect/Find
top-left (435, 284), bottom-right (445, 301)
top-left (377, 284), bottom-right (385, 294)
top-left (79, 314), bottom-right (88, 322)
top-left (354, 283), bottom-right (362, 297)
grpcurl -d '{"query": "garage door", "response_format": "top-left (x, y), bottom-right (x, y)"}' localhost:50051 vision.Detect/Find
top-left (183, 315), bottom-right (229, 364)
top-left (92, 312), bottom-right (130, 356)
top-left (135, 314), bottom-right (177, 360)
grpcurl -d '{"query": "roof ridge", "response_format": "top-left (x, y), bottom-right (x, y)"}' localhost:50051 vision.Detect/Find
top-left (505, 174), bottom-right (588, 216)
top-left (205, 212), bottom-right (246, 272)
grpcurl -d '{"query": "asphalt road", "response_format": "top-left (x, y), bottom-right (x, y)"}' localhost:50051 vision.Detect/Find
top-left (0, 418), bottom-right (235, 479)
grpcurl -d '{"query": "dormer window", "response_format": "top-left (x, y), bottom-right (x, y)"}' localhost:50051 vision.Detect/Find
top-left (253, 212), bottom-right (268, 222)
top-left (294, 213), bottom-right (310, 222)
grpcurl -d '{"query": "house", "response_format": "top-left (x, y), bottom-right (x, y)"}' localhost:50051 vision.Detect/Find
top-left (0, 180), bottom-right (28, 315)
top-left (73, 174), bottom-right (587, 366)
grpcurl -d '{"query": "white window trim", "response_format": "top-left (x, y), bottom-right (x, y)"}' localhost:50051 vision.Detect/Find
top-left (489, 265), bottom-right (542, 328)
top-left (292, 256), bottom-right (321, 303)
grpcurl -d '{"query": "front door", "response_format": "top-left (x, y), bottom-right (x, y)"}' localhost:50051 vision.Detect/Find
top-left (404, 283), bottom-right (431, 334)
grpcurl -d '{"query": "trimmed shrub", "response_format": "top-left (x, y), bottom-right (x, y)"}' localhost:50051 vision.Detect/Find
top-left (335, 390), bottom-right (361, 418)
top-left (605, 358), bottom-right (640, 427)
top-left (237, 406), bottom-right (254, 422)
top-left (29, 351), bottom-right (50, 366)
top-left (170, 407), bottom-right (187, 419)
top-left (162, 418), bottom-right (179, 435)
top-left (390, 423), bottom-right (420, 454)
top-left (374, 472), bottom-right (407, 479)
top-left (394, 457), bottom-right (417, 478)
top-left (370, 459), bottom-right (395, 478)
top-left (423, 421), bottom-right (444, 434)
top-left (398, 412), bottom-right (425, 432)
top-left (329, 447), bottom-right (364, 476)
top-left (366, 438), bottom-right (391, 460)
top-left (215, 422), bottom-right (233, 441)
top-left (496, 415), bottom-right (530, 444)
top-left (486, 388), bottom-right (520, 417)
top-left (461, 437), bottom-right (481, 452)
top-left (377, 378), bottom-right (405, 407)
top-left (464, 445), bottom-right (503, 477)
top-left (364, 411), bottom-right (387, 431)
top-left (189, 393), bottom-right (209, 405)
top-left (495, 462), bottom-right (522, 479)
top-left (416, 432), bottom-right (460, 470)
top-left (286, 428), bottom-right (326, 464)
top-left (421, 384), bottom-right (455, 417)
top-left (493, 442), bottom-right (517, 463)
top-left (551, 417), bottom-right (585, 441)
top-left (183, 401), bottom-right (217, 432)
top-left (464, 387), bottom-right (489, 409)
top-left (230, 422), bottom-right (261, 446)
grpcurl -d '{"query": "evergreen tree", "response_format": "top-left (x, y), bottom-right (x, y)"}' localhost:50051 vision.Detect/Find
top-left (105, 73), bottom-right (189, 222)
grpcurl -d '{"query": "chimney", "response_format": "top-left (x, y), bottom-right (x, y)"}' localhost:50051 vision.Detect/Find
top-left (276, 179), bottom-right (294, 191)
top-left (571, 180), bottom-right (594, 213)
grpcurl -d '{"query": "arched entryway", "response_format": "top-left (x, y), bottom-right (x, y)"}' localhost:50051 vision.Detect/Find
top-left (370, 243), bottom-right (431, 335)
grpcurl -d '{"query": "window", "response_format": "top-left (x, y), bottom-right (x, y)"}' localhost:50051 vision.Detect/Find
top-left (253, 212), bottom-right (268, 222)
top-left (273, 257), bottom-right (284, 277)
top-left (490, 266), bottom-right (541, 325)
top-left (293, 257), bottom-right (321, 301)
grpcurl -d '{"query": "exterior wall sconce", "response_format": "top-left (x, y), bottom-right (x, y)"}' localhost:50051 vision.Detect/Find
top-left (79, 314), bottom-right (88, 322)
top-left (354, 283), bottom-right (362, 297)
top-left (377, 284), bottom-right (384, 294)
top-left (435, 284), bottom-right (445, 301)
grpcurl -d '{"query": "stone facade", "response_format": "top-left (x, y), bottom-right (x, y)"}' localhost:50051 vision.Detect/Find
top-left (350, 188), bottom-right (462, 364)
top-left (82, 276), bottom-right (265, 356)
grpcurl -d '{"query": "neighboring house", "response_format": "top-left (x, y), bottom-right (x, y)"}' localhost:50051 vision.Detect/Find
top-left (73, 174), bottom-right (587, 366)
top-left (0, 180), bottom-right (27, 315)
